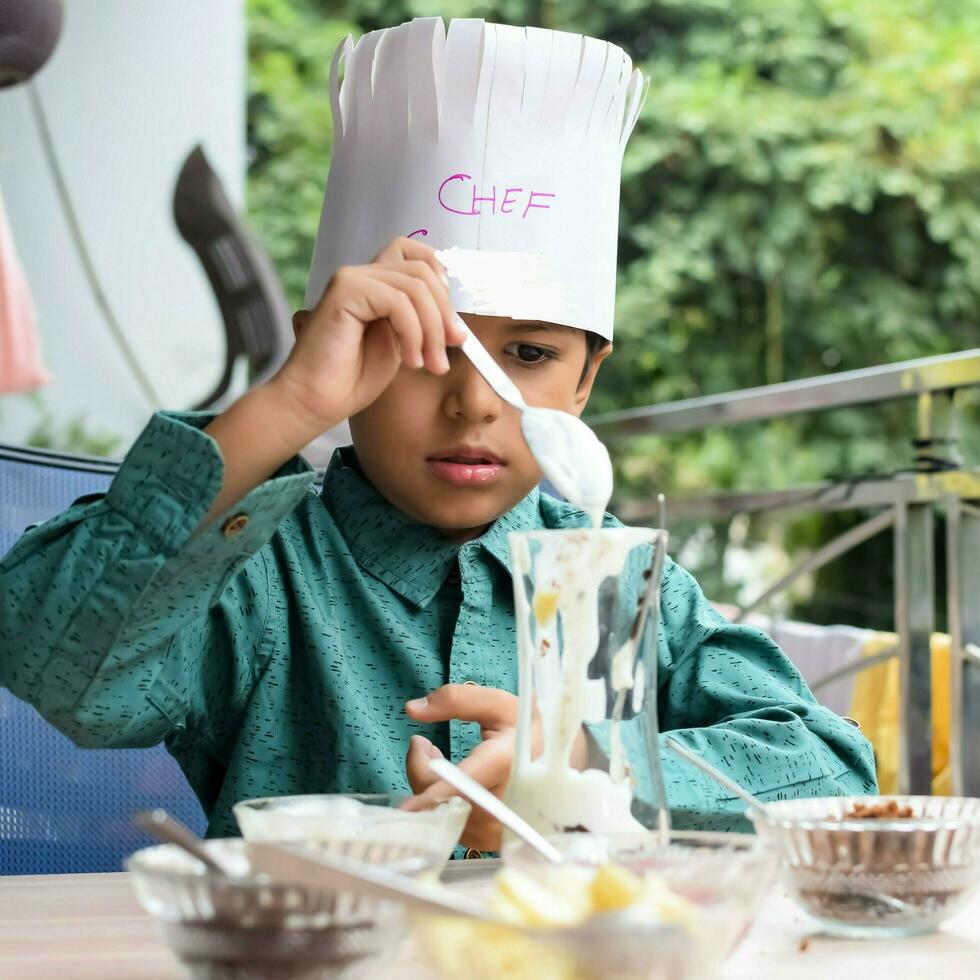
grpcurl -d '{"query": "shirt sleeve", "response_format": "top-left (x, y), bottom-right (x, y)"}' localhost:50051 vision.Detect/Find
top-left (651, 559), bottom-right (878, 830)
top-left (0, 411), bottom-right (313, 752)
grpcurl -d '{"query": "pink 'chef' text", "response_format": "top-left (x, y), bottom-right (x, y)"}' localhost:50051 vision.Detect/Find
top-left (437, 172), bottom-right (556, 219)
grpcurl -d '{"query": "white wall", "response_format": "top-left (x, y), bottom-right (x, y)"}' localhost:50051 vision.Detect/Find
top-left (0, 0), bottom-right (246, 450)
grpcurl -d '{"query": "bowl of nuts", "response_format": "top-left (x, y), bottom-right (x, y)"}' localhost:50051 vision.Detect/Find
top-left (750, 795), bottom-right (980, 938)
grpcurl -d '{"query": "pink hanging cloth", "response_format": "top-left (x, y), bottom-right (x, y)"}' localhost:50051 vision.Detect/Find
top-left (0, 188), bottom-right (50, 394)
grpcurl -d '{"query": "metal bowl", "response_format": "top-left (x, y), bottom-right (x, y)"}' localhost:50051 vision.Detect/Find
top-left (127, 837), bottom-right (440, 980)
top-left (415, 831), bottom-right (777, 980)
top-left (750, 795), bottom-right (980, 938)
top-left (234, 793), bottom-right (469, 868)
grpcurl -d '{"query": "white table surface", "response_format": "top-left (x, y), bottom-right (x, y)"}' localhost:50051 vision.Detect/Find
top-left (1, 870), bottom-right (978, 979)
top-left (723, 885), bottom-right (980, 978)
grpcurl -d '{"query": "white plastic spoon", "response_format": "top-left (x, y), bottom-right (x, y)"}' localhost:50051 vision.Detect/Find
top-left (451, 311), bottom-right (612, 526)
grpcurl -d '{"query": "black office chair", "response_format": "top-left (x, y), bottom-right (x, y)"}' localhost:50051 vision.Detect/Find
top-left (174, 145), bottom-right (294, 411)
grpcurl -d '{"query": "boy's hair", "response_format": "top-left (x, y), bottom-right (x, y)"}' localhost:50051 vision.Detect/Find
top-left (580, 330), bottom-right (610, 387)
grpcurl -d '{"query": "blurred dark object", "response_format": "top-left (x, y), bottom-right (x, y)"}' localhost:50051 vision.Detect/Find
top-left (0, 0), bottom-right (64, 88)
top-left (174, 145), bottom-right (292, 410)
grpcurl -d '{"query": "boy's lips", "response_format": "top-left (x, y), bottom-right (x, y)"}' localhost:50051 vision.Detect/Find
top-left (426, 447), bottom-right (505, 486)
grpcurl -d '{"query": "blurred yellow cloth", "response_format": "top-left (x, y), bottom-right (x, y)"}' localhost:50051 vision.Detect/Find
top-left (848, 633), bottom-right (952, 795)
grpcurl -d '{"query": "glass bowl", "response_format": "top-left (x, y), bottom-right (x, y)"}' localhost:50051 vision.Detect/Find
top-left (233, 793), bottom-right (470, 868)
top-left (127, 837), bottom-right (439, 980)
top-left (414, 831), bottom-right (777, 980)
top-left (749, 795), bottom-right (980, 938)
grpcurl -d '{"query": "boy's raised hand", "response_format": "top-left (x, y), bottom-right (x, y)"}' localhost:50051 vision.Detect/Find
top-left (202, 237), bottom-right (464, 522)
top-left (275, 237), bottom-right (466, 436)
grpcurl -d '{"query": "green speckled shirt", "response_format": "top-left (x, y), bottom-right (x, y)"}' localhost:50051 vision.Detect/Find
top-left (0, 412), bottom-right (876, 838)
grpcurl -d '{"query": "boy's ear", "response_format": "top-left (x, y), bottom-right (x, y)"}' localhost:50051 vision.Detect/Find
top-left (292, 310), bottom-right (311, 338)
top-left (573, 343), bottom-right (612, 413)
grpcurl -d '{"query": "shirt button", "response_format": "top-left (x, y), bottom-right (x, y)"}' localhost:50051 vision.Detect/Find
top-left (446, 565), bottom-right (461, 585)
top-left (221, 513), bottom-right (250, 537)
top-left (463, 848), bottom-right (482, 860)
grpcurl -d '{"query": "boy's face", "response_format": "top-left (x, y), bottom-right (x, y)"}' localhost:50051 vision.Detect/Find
top-left (298, 313), bottom-right (608, 540)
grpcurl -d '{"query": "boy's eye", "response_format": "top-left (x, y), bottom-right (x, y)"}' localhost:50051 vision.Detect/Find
top-left (505, 343), bottom-right (556, 365)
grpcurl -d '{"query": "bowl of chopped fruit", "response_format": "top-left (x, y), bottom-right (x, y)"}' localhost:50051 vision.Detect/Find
top-left (414, 831), bottom-right (777, 980)
top-left (750, 795), bottom-right (980, 938)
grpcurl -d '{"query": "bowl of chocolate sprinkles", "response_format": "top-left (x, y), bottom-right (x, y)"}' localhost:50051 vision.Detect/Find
top-left (127, 837), bottom-right (441, 980)
top-left (749, 795), bottom-right (980, 938)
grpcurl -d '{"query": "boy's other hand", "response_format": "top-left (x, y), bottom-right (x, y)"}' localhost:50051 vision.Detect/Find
top-left (404, 732), bottom-right (511, 851)
top-left (272, 237), bottom-right (467, 440)
top-left (403, 684), bottom-right (586, 852)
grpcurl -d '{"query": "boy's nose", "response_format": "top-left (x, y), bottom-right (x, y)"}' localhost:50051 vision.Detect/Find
top-left (441, 349), bottom-right (504, 424)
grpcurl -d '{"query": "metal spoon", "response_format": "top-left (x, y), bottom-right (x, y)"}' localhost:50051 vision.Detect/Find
top-left (428, 757), bottom-right (564, 864)
top-left (245, 840), bottom-right (493, 921)
top-left (134, 809), bottom-right (240, 877)
top-left (136, 808), bottom-right (485, 919)
top-left (664, 738), bottom-right (770, 820)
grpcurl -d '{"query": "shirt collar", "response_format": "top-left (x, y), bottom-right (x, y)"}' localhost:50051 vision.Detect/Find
top-left (319, 448), bottom-right (542, 608)
top-left (470, 485), bottom-right (540, 579)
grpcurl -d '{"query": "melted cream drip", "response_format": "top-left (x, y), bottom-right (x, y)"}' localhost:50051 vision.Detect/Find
top-left (519, 407), bottom-right (613, 529)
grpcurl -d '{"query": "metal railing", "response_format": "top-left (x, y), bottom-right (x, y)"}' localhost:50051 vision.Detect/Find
top-left (591, 348), bottom-right (980, 796)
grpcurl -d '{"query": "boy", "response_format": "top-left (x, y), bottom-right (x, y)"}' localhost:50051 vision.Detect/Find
top-left (0, 19), bottom-right (875, 853)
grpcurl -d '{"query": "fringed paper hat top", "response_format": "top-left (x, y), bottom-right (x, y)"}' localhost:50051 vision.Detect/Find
top-left (305, 18), bottom-right (646, 341)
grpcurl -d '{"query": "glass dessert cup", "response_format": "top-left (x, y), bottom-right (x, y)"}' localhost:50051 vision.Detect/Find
top-left (505, 527), bottom-right (671, 837)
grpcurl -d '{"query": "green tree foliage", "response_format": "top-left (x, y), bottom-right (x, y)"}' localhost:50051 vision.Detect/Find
top-left (247, 0), bottom-right (980, 625)
top-left (247, 0), bottom-right (357, 304)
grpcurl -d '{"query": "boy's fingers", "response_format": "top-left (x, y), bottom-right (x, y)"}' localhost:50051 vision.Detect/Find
top-left (373, 268), bottom-right (451, 374)
top-left (400, 259), bottom-right (449, 302)
top-left (444, 313), bottom-right (468, 347)
top-left (459, 734), bottom-right (513, 790)
top-left (370, 242), bottom-right (465, 348)
top-left (398, 258), bottom-right (468, 348)
top-left (367, 281), bottom-right (426, 370)
top-left (408, 735), bottom-right (513, 810)
top-left (373, 236), bottom-right (445, 282)
top-left (336, 253), bottom-right (463, 367)
top-left (405, 738), bottom-right (515, 854)
top-left (391, 259), bottom-right (464, 359)
top-left (331, 271), bottom-right (425, 369)
top-left (405, 684), bottom-right (519, 730)
top-left (373, 236), bottom-right (435, 265)
top-left (405, 734), bottom-right (444, 795)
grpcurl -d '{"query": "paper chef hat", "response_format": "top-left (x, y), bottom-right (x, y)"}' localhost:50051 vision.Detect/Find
top-left (305, 18), bottom-right (646, 341)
